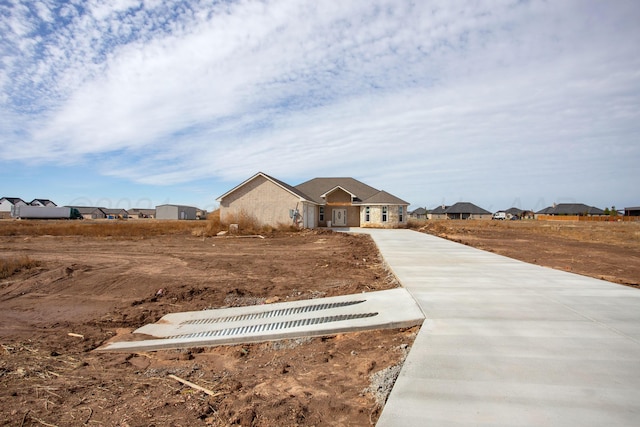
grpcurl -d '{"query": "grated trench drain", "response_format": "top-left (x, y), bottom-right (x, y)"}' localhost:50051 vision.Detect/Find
top-left (170, 312), bottom-right (378, 339)
top-left (181, 300), bottom-right (367, 325)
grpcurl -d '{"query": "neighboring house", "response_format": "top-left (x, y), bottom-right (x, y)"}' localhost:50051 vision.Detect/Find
top-left (536, 203), bottom-right (605, 217)
top-left (409, 207), bottom-right (428, 220)
top-left (69, 206), bottom-right (107, 220)
top-left (444, 202), bottom-right (492, 220)
top-left (428, 205), bottom-right (449, 220)
top-left (624, 207), bottom-right (640, 217)
top-left (216, 172), bottom-right (410, 229)
top-left (156, 204), bottom-right (200, 220)
top-left (0, 197), bottom-right (27, 219)
top-left (30, 199), bottom-right (57, 207)
top-left (102, 208), bottom-right (129, 219)
top-left (128, 208), bottom-right (156, 219)
top-left (504, 207), bottom-right (535, 219)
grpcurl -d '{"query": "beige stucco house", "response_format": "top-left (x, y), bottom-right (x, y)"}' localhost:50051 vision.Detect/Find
top-left (216, 172), bottom-right (409, 229)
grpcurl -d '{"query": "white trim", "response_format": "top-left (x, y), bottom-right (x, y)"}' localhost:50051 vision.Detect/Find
top-left (320, 186), bottom-right (358, 200)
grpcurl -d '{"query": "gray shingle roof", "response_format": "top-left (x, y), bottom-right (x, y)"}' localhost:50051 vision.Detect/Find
top-left (429, 205), bottom-right (449, 214)
top-left (536, 203), bottom-right (605, 215)
top-left (445, 202), bottom-right (491, 215)
top-left (1, 197), bottom-right (25, 205)
top-left (295, 177), bottom-right (408, 205)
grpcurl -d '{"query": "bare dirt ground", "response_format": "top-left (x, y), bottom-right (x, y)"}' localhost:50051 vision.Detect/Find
top-left (0, 225), bottom-right (413, 427)
top-left (1, 219), bottom-right (639, 426)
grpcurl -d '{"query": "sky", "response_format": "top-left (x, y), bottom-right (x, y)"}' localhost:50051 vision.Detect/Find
top-left (1, 0), bottom-right (639, 213)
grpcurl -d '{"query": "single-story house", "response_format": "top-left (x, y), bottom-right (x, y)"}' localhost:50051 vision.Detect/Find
top-left (409, 207), bottom-right (428, 220)
top-left (30, 199), bottom-right (57, 207)
top-left (216, 172), bottom-right (410, 229)
top-left (500, 207), bottom-right (535, 220)
top-left (444, 202), bottom-right (492, 220)
top-left (156, 204), bottom-right (200, 220)
top-left (624, 207), bottom-right (640, 217)
top-left (428, 205), bottom-right (449, 220)
top-left (536, 203), bottom-right (605, 217)
top-left (102, 208), bottom-right (129, 219)
top-left (68, 206), bottom-right (107, 220)
top-left (128, 208), bottom-right (156, 219)
top-left (0, 197), bottom-right (27, 219)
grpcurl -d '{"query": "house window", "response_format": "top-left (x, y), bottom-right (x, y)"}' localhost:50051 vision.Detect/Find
top-left (399, 206), bottom-right (404, 222)
top-left (382, 206), bottom-right (388, 222)
top-left (365, 206), bottom-right (370, 222)
top-left (319, 206), bottom-right (324, 222)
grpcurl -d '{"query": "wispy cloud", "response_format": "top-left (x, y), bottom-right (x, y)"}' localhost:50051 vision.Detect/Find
top-left (1, 0), bottom-right (639, 208)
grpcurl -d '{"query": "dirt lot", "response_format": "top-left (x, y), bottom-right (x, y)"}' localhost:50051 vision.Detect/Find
top-left (417, 219), bottom-right (640, 288)
top-left (1, 219), bottom-right (639, 426)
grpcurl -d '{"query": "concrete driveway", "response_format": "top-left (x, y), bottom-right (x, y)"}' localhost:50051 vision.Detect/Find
top-left (350, 229), bottom-right (640, 427)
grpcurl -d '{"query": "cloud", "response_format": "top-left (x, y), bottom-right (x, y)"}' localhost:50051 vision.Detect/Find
top-left (1, 0), bottom-right (639, 208)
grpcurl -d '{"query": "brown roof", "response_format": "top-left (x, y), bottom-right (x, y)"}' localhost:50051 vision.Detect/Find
top-left (295, 178), bottom-right (407, 205)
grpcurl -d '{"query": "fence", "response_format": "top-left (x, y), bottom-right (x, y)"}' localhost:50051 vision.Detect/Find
top-left (536, 215), bottom-right (639, 222)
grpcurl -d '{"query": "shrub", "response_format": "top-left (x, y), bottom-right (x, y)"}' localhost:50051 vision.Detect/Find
top-left (0, 256), bottom-right (40, 279)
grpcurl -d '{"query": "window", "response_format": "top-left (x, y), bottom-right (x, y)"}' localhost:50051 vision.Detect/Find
top-left (319, 206), bottom-right (324, 222)
top-left (399, 206), bottom-right (404, 222)
top-left (382, 206), bottom-right (388, 222)
top-left (365, 206), bottom-right (370, 222)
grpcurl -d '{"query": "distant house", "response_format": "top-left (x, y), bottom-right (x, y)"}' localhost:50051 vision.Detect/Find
top-left (624, 207), bottom-right (640, 217)
top-left (536, 203), bottom-right (605, 217)
top-left (428, 205), bottom-right (449, 220)
top-left (68, 206), bottom-right (107, 220)
top-left (0, 197), bottom-right (27, 219)
top-left (156, 204), bottom-right (200, 220)
top-left (444, 202), bottom-right (492, 220)
top-left (503, 207), bottom-right (535, 220)
top-left (102, 208), bottom-right (129, 219)
top-left (128, 208), bottom-right (156, 219)
top-left (30, 199), bottom-right (57, 207)
top-left (409, 207), bottom-right (428, 220)
top-left (216, 172), bottom-right (410, 229)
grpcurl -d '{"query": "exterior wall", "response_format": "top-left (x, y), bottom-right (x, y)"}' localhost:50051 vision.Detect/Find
top-left (321, 188), bottom-right (360, 227)
top-left (324, 205), bottom-right (360, 227)
top-left (0, 199), bottom-right (26, 212)
top-left (446, 213), bottom-right (492, 220)
top-left (219, 176), bottom-right (303, 227)
top-left (156, 205), bottom-right (178, 220)
top-left (360, 205), bottom-right (409, 228)
top-left (156, 205), bottom-right (198, 220)
top-left (325, 189), bottom-right (352, 204)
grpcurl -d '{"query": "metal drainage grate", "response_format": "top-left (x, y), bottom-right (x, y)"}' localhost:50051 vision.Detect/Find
top-left (170, 312), bottom-right (378, 339)
top-left (180, 300), bottom-right (367, 325)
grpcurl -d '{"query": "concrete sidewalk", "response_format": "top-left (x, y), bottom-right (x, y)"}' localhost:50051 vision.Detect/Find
top-left (358, 229), bottom-right (640, 427)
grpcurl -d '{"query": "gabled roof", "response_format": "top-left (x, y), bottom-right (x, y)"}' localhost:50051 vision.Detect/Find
top-left (102, 208), bottom-right (129, 214)
top-left (1, 197), bottom-right (26, 205)
top-left (30, 199), bottom-right (56, 206)
top-left (295, 177), bottom-right (407, 205)
top-left (411, 207), bottom-right (428, 215)
top-left (505, 207), bottom-right (524, 215)
top-left (536, 203), bottom-right (605, 215)
top-left (68, 206), bottom-right (107, 215)
top-left (216, 172), bottom-right (312, 203)
top-left (320, 186), bottom-right (358, 200)
top-left (445, 202), bottom-right (491, 215)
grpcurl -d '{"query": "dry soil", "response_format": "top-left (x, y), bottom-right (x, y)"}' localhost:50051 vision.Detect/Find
top-left (1, 220), bottom-right (639, 426)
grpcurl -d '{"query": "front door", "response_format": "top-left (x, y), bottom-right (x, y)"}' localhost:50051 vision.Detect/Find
top-left (332, 208), bottom-right (347, 226)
